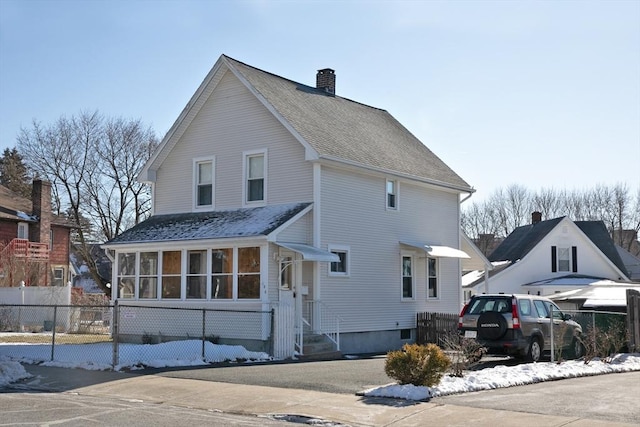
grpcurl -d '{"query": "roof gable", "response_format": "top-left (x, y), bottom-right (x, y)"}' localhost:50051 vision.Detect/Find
top-left (142, 55), bottom-right (472, 192)
top-left (575, 221), bottom-right (628, 277)
top-left (488, 217), bottom-right (563, 262)
top-left (489, 217), bottom-right (629, 279)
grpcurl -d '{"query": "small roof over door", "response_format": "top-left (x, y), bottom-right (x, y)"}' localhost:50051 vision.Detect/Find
top-left (400, 241), bottom-right (470, 259)
top-left (275, 242), bottom-right (340, 262)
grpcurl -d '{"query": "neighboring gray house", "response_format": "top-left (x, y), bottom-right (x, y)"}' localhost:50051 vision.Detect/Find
top-left (103, 55), bottom-right (474, 357)
top-left (463, 213), bottom-right (631, 299)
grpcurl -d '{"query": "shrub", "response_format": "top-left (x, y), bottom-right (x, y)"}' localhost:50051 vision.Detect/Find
top-left (385, 343), bottom-right (451, 387)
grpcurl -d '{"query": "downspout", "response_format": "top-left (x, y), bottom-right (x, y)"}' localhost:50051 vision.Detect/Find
top-left (103, 248), bottom-right (116, 302)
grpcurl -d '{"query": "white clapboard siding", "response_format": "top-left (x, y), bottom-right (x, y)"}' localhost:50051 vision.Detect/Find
top-left (318, 165), bottom-right (462, 333)
top-left (154, 71), bottom-right (313, 214)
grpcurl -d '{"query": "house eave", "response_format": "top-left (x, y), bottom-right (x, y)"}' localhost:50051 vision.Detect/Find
top-left (317, 155), bottom-right (475, 194)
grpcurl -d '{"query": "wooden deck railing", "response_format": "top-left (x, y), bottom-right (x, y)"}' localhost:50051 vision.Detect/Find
top-left (1, 238), bottom-right (49, 261)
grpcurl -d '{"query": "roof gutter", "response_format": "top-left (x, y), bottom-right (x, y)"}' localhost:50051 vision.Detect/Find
top-left (318, 156), bottom-right (475, 194)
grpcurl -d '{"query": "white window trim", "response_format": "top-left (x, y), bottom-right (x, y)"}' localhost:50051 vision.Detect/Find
top-left (386, 179), bottom-right (399, 211)
top-left (426, 256), bottom-right (440, 300)
top-left (557, 247), bottom-right (571, 272)
top-left (193, 156), bottom-right (215, 210)
top-left (242, 149), bottom-right (267, 207)
top-left (401, 252), bottom-right (415, 301)
top-left (17, 222), bottom-right (28, 239)
top-left (328, 244), bottom-right (350, 277)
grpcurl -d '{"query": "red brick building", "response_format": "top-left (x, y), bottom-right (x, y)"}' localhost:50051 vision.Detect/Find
top-left (0, 180), bottom-right (74, 287)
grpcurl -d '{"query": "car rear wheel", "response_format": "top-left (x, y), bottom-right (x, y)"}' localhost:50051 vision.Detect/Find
top-left (477, 312), bottom-right (508, 340)
top-left (570, 337), bottom-right (585, 359)
top-left (527, 337), bottom-right (542, 362)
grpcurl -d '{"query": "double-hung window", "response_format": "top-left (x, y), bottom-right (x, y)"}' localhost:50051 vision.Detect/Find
top-left (17, 222), bottom-right (28, 239)
top-left (401, 255), bottom-right (414, 299)
top-left (427, 257), bottom-right (438, 298)
top-left (386, 180), bottom-right (397, 210)
top-left (194, 158), bottom-right (214, 208)
top-left (551, 246), bottom-right (577, 273)
top-left (244, 150), bottom-right (266, 204)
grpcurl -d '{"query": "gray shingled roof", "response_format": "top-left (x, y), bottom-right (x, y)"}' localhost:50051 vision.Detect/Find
top-left (105, 203), bottom-right (310, 245)
top-left (223, 56), bottom-right (471, 191)
top-left (488, 218), bottom-right (628, 277)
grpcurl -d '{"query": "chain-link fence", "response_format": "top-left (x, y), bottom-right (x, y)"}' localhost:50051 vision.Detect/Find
top-left (0, 303), bottom-right (273, 369)
top-left (552, 309), bottom-right (628, 362)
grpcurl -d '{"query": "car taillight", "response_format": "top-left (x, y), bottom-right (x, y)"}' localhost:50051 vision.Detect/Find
top-left (458, 303), bottom-right (469, 328)
top-left (512, 297), bottom-right (520, 329)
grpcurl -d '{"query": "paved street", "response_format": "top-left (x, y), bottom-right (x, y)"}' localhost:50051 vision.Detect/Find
top-left (1, 359), bottom-right (637, 426)
top-left (0, 390), bottom-right (291, 426)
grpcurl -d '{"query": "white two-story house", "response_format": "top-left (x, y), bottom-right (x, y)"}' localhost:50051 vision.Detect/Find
top-left (103, 55), bottom-right (474, 357)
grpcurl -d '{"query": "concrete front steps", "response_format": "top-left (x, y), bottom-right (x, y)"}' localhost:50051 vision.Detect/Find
top-left (300, 333), bottom-right (342, 361)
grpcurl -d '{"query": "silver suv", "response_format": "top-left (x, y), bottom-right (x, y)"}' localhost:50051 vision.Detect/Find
top-left (458, 294), bottom-right (584, 362)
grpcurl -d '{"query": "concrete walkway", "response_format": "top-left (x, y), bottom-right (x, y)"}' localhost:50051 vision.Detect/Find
top-left (18, 365), bottom-right (634, 427)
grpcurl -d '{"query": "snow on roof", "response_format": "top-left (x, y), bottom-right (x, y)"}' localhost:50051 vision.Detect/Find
top-left (549, 282), bottom-right (640, 307)
top-left (522, 276), bottom-right (617, 287)
top-left (105, 203), bottom-right (311, 246)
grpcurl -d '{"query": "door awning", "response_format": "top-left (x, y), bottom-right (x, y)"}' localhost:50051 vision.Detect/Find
top-left (275, 242), bottom-right (340, 262)
top-left (400, 241), bottom-right (470, 259)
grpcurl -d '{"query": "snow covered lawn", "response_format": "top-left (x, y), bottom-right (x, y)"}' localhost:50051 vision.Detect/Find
top-left (362, 353), bottom-right (640, 401)
top-left (1, 336), bottom-right (639, 401)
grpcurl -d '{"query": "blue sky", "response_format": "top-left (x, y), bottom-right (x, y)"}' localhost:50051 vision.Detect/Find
top-left (0, 0), bottom-right (638, 202)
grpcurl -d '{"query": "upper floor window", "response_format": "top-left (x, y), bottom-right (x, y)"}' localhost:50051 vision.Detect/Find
top-left (401, 255), bottom-right (414, 299)
top-left (17, 222), bottom-right (28, 239)
top-left (386, 180), bottom-right (397, 210)
top-left (551, 246), bottom-right (577, 273)
top-left (328, 244), bottom-right (350, 276)
top-left (245, 150), bottom-right (266, 204)
top-left (194, 158), bottom-right (214, 208)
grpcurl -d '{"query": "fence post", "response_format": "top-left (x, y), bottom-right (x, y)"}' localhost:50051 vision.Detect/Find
top-left (550, 305), bottom-right (555, 363)
top-left (269, 308), bottom-right (275, 357)
top-left (628, 290), bottom-right (640, 352)
top-left (201, 309), bottom-right (206, 360)
top-left (50, 305), bottom-right (57, 362)
top-left (112, 300), bottom-right (119, 368)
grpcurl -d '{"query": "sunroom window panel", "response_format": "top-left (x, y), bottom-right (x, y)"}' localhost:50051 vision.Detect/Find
top-left (187, 250), bottom-right (207, 299)
top-left (212, 248), bottom-right (232, 299)
top-left (139, 252), bottom-right (158, 299)
top-left (162, 251), bottom-right (181, 299)
top-left (238, 247), bottom-right (260, 299)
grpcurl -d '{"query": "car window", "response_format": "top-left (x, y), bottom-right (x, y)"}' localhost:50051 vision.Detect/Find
top-left (544, 301), bottom-right (564, 319)
top-left (533, 300), bottom-right (548, 318)
top-left (468, 297), bottom-right (510, 314)
top-left (518, 299), bottom-right (531, 316)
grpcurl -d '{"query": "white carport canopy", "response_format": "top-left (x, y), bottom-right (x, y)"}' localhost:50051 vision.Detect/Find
top-left (400, 241), bottom-right (470, 259)
top-left (275, 242), bottom-right (340, 262)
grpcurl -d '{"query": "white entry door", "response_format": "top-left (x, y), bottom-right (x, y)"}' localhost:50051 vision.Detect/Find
top-left (278, 251), bottom-right (302, 352)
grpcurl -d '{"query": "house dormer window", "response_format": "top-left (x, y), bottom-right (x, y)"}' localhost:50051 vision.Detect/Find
top-left (244, 150), bottom-right (266, 204)
top-left (194, 157), bottom-right (214, 208)
top-left (551, 246), bottom-right (577, 273)
top-left (17, 222), bottom-right (28, 240)
top-left (386, 180), bottom-right (397, 210)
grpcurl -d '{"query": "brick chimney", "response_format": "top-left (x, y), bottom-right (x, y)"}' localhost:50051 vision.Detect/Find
top-left (532, 211), bottom-right (542, 224)
top-left (31, 180), bottom-right (52, 246)
top-left (316, 68), bottom-right (335, 94)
